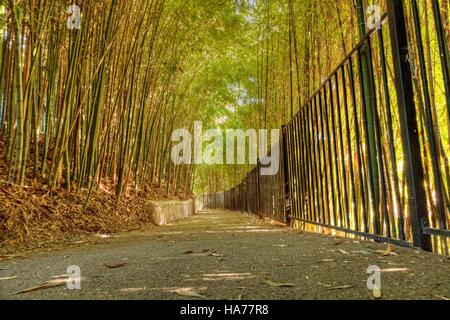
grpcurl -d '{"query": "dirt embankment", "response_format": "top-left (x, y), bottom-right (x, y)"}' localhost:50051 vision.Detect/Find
top-left (0, 141), bottom-right (193, 254)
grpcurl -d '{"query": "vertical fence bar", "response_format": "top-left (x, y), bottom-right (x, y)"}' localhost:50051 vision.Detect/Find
top-left (387, 0), bottom-right (432, 251)
top-left (314, 94), bottom-right (325, 224)
top-left (301, 109), bottom-right (312, 222)
top-left (357, 47), bottom-right (380, 236)
top-left (296, 114), bottom-right (306, 220)
top-left (341, 65), bottom-right (358, 230)
top-left (349, 58), bottom-right (366, 232)
top-left (323, 84), bottom-right (337, 225)
top-left (282, 126), bottom-right (290, 222)
top-left (335, 72), bottom-right (351, 229)
top-left (318, 89), bottom-right (331, 225)
top-left (307, 100), bottom-right (318, 223)
top-left (294, 116), bottom-right (302, 219)
top-left (287, 123), bottom-right (295, 220)
top-left (329, 79), bottom-right (344, 227)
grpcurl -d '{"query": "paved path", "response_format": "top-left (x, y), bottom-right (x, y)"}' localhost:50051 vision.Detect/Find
top-left (1, 210), bottom-right (449, 300)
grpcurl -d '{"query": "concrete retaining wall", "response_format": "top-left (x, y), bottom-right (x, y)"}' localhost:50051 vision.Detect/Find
top-left (145, 199), bottom-right (196, 226)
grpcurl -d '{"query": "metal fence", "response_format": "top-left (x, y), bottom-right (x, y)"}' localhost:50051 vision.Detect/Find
top-left (202, 0), bottom-right (449, 253)
top-left (200, 192), bottom-right (224, 210)
top-left (217, 157), bottom-right (286, 223)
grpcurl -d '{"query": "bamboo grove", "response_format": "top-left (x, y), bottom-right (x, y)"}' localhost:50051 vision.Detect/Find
top-left (0, 0), bottom-right (449, 252)
top-left (0, 0), bottom-right (251, 202)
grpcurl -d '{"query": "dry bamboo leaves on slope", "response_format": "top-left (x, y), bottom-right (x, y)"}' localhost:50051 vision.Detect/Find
top-left (0, 174), bottom-right (191, 249)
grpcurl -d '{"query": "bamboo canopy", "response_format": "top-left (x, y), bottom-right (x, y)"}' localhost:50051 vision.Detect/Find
top-left (0, 1), bottom-right (449, 252)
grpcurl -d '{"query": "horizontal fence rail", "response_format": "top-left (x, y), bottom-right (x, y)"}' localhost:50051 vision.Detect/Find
top-left (202, 0), bottom-right (449, 254)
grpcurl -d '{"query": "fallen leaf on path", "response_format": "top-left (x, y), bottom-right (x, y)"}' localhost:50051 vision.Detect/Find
top-left (338, 249), bottom-right (350, 255)
top-left (104, 262), bottom-right (128, 269)
top-left (325, 285), bottom-right (356, 290)
top-left (207, 252), bottom-right (225, 258)
top-left (172, 288), bottom-right (206, 299)
top-left (279, 263), bottom-right (295, 267)
top-left (319, 259), bottom-right (336, 263)
top-left (382, 244), bottom-right (394, 256)
top-left (209, 253), bottom-right (224, 257)
top-left (91, 274), bottom-right (113, 278)
top-left (380, 268), bottom-right (410, 273)
top-left (50, 274), bottom-right (70, 279)
top-left (0, 254), bottom-right (25, 261)
top-left (14, 281), bottom-right (66, 295)
top-left (119, 287), bottom-right (147, 293)
top-left (317, 282), bottom-right (332, 288)
top-left (0, 276), bottom-right (18, 281)
top-left (48, 277), bottom-right (73, 285)
top-left (372, 288), bottom-right (382, 299)
top-left (70, 241), bottom-right (85, 245)
top-left (96, 234), bottom-right (111, 238)
top-left (263, 279), bottom-right (295, 288)
top-left (351, 250), bottom-right (373, 255)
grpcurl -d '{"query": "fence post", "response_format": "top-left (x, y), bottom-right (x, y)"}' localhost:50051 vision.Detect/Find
top-left (254, 161), bottom-right (261, 217)
top-left (282, 126), bottom-right (291, 224)
top-left (387, 0), bottom-right (432, 251)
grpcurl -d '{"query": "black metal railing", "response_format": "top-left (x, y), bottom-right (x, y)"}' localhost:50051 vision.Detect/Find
top-left (200, 192), bottom-right (224, 210)
top-left (211, 158), bottom-right (286, 223)
top-left (202, 0), bottom-right (449, 253)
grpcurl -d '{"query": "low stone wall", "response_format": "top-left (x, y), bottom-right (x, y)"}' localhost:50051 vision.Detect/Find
top-left (145, 199), bottom-right (196, 226)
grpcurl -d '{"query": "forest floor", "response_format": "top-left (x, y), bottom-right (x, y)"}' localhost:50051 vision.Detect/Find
top-left (1, 210), bottom-right (449, 300)
top-left (0, 138), bottom-right (193, 253)
top-left (0, 178), bottom-right (192, 255)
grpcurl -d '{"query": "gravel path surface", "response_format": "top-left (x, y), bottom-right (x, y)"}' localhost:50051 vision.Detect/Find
top-left (1, 210), bottom-right (449, 300)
